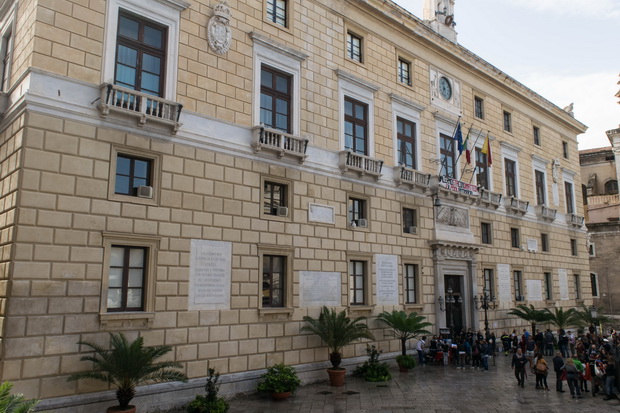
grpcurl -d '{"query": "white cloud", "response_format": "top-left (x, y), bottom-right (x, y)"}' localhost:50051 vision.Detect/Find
top-left (504, 0), bottom-right (620, 19)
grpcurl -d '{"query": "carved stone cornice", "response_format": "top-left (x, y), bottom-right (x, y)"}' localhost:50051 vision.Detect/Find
top-left (429, 241), bottom-right (481, 261)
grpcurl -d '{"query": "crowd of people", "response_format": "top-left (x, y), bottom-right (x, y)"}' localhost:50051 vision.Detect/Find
top-left (418, 327), bottom-right (620, 402)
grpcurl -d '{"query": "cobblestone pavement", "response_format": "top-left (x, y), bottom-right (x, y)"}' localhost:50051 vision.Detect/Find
top-left (224, 354), bottom-right (619, 413)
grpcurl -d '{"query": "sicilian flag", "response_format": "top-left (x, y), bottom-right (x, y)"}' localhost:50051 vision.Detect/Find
top-left (481, 133), bottom-right (492, 166)
top-left (454, 121), bottom-right (463, 154)
top-left (463, 128), bottom-right (471, 164)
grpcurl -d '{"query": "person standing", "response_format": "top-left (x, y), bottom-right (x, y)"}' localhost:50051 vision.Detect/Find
top-left (558, 329), bottom-right (569, 358)
top-left (604, 356), bottom-right (616, 400)
top-left (512, 348), bottom-right (528, 388)
top-left (544, 329), bottom-right (555, 356)
top-left (553, 352), bottom-right (565, 393)
top-left (568, 331), bottom-right (576, 357)
top-left (563, 358), bottom-right (583, 398)
top-left (535, 353), bottom-right (550, 390)
top-left (416, 336), bottom-right (427, 366)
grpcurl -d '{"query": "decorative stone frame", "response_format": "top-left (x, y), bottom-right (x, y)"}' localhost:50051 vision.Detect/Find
top-left (99, 232), bottom-right (160, 329)
top-left (391, 93), bottom-right (424, 171)
top-left (263, 0), bottom-right (295, 33)
top-left (402, 256), bottom-right (423, 311)
top-left (346, 192), bottom-right (371, 230)
top-left (108, 145), bottom-right (162, 205)
top-left (346, 252), bottom-right (373, 312)
top-left (257, 244), bottom-right (295, 317)
top-left (260, 175), bottom-right (294, 222)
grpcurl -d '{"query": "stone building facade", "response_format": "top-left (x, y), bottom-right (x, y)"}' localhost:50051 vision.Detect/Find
top-left (581, 132), bottom-right (620, 315)
top-left (0, 0), bottom-right (590, 410)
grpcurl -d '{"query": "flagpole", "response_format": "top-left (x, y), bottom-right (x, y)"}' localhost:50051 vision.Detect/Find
top-left (455, 123), bottom-right (475, 176)
top-left (438, 116), bottom-right (462, 178)
top-left (468, 130), bottom-right (490, 184)
top-left (460, 126), bottom-right (484, 178)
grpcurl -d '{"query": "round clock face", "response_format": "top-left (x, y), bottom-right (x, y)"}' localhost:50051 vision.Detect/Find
top-left (439, 76), bottom-right (452, 100)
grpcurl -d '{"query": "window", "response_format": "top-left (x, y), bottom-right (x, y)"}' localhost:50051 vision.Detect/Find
top-left (349, 260), bottom-right (366, 305)
top-left (115, 12), bottom-right (167, 97)
top-left (262, 255), bottom-right (285, 307)
top-left (398, 58), bottom-right (411, 85)
top-left (475, 148), bottom-right (489, 189)
top-left (544, 272), bottom-right (552, 300)
top-left (263, 181), bottom-right (287, 216)
top-left (266, 0), bottom-right (287, 27)
top-left (107, 246), bottom-right (147, 311)
top-left (574, 274), bottom-right (580, 300)
top-left (344, 97), bottom-right (368, 155)
top-left (562, 141), bottom-right (569, 159)
top-left (474, 96), bottom-right (484, 119)
top-left (440, 134), bottom-right (456, 178)
top-left (481, 222), bottom-right (492, 245)
top-left (483, 268), bottom-right (494, 298)
top-left (504, 158), bottom-right (517, 197)
top-left (605, 180), bottom-right (618, 195)
top-left (541, 233), bottom-right (549, 252)
top-left (347, 31), bottom-right (362, 62)
top-left (590, 274), bottom-right (598, 297)
top-left (513, 270), bottom-right (523, 301)
top-left (1, 28), bottom-right (12, 92)
top-left (260, 65), bottom-right (292, 132)
top-left (348, 197), bottom-right (367, 227)
top-left (510, 227), bottom-right (520, 248)
top-left (565, 181), bottom-right (575, 214)
top-left (535, 170), bottom-right (546, 205)
top-left (533, 126), bottom-right (540, 146)
top-left (503, 111), bottom-right (512, 132)
top-left (404, 263), bottom-right (418, 304)
top-left (589, 243), bottom-right (596, 257)
top-left (570, 238), bottom-right (578, 256)
top-left (403, 208), bottom-right (417, 234)
top-left (397, 117), bottom-right (416, 169)
top-left (115, 154), bottom-right (152, 196)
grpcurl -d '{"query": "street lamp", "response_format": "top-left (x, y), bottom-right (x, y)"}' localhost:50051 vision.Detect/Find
top-left (474, 289), bottom-right (497, 334)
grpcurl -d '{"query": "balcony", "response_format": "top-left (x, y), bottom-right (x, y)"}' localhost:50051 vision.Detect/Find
top-left (393, 166), bottom-right (430, 190)
top-left (339, 150), bottom-right (383, 180)
top-left (251, 126), bottom-right (309, 164)
top-left (566, 213), bottom-right (585, 227)
top-left (536, 205), bottom-right (557, 221)
top-left (98, 83), bottom-right (182, 134)
top-left (505, 197), bottom-right (529, 214)
top-left (478, 188), bottom-right (502, 208)
top-left (430, 175), bottom-right (479, 203)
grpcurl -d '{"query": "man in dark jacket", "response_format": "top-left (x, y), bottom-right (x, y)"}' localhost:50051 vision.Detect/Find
top-left (512, 348), bottom-right (529, 387)
top-left (553, 352), bottom-right (565, 392)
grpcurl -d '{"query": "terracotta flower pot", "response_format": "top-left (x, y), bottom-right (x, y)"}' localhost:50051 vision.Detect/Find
top-left (106, 406), bottom-right (136, 413)
top-left (327, 368), bottom-right (346, 386)
top-left (271, 391), bottom-right (292, 400)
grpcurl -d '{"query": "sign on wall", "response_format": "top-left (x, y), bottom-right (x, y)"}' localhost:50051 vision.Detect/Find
top-left (300, 271), bottom-right (341, 307)
top-left (526, 279), bottom-right (543, 301)
top-left (189, 240), bottom-right (232, 310)
top-left (558, 269), bottom-right (569, 300)
top-left (376, 254), bottom-right (399, 306)
top-left (497, 263), bottom-right (511, 302)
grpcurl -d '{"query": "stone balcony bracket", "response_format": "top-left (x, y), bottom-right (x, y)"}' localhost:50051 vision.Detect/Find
top-left (393, 165), bottom-right (430, 191)
top-left (251, 125), bottom-right (309, 164)
top-left (505, 196), bottom-right (529, 215)
top-left (339, 150), bottom-right (383, 181)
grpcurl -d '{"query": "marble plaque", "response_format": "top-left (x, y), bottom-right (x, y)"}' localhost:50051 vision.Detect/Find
top-left (497, 264), bottom-right (511, 302)
top-left (526, 280), bottom-right (543, 301)
top-left (558, 269), bottom-right (569, 300)
top-left (300, 271), bottom-right (341, 307)
top-left (189, 240), bottom-right (231, 310)
top-left (308, 203), bottom-right (335, 224)
top-left (376, 254), bottom-right (399, 305)
top-left (526, 238), bottom-right (538, 252)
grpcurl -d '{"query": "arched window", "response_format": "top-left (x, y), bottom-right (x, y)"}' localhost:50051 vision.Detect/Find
top-left (605, 179), bottom-right (618, 195)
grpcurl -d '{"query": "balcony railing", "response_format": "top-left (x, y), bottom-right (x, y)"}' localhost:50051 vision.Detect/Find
top-left (251, 126), bottom-right (309, 164)
top-left (478, 188), bottom-right (502, 208)
top-left (505, 196), bottom-right (529, 214)
top-left (566, 213), bottom-right (585, 227)
top-left (339, 150), bottom-right (383, 180)
top-left (98, 83), bottom-right (183, 134)
top-left (393, 166), bottom-right (429, 190)
top-left (536, 205), bottom-right (557, 221)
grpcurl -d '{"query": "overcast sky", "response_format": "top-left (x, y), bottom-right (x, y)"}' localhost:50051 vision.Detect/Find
top-left (393, 0), bottom-right (620, 150)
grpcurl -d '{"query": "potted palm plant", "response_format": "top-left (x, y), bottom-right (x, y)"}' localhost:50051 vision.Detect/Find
top-left (68, 332), bottom-right (188, 413)
top-left (300, 306), bottom-right (374, 386)
top-left (256, 364), bottom-right (301, 400)
top-left (376, 310), bottom-right (432, 372)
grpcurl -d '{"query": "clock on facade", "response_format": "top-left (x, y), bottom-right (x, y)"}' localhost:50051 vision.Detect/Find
top-left (439, 76), bottom-right (452, 100)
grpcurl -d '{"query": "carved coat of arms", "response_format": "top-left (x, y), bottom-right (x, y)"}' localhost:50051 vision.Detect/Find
top-left (208, 1), bottom-right (232, 55)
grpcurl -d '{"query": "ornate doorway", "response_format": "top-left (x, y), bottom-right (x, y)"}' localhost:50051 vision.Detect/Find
top-left (444, 274), bottom-right (463, 333)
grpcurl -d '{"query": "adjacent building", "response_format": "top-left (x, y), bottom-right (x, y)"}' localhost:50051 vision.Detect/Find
top-left (0, 0), bottom-right (590, 410)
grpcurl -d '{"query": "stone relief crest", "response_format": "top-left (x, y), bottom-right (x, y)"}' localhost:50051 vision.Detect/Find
top-left (436, 205), bottom-right (468, 228)
top-left (208, 1), bottom-right (232, 55)
top-left (552, 158), bottom-right (560, 183)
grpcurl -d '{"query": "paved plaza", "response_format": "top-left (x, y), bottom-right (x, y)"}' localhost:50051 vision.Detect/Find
top-left (222, 354), bottom-right (619, 413)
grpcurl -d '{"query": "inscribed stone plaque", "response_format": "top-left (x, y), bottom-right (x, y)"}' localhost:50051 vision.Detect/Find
top-left (308, 203), bottom-right (335, 224)
top-left (552, 183), bottom-right (560, 206)
top-left (189, 240), bottom-right (231, 310)
top-left (300, 271), bottom-right (341, 307)
top-left (526, 280), bottom-right (543, 301)
top-left (376, 254), bottom-right (399, 305)
top-left (497, 264), bottom-right (511, 302)
top-left (526, 238), bottom-right (538, 252)
top-left (558, 269), bottom-right (569, 300)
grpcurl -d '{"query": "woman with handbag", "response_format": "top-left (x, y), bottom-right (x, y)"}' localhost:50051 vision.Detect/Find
top-left (563, 358), bottom-right (582, 398)
top-left (535, 354), bottom-right (550, 390)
